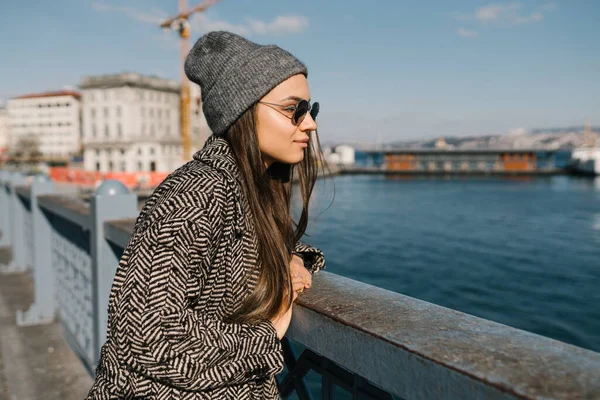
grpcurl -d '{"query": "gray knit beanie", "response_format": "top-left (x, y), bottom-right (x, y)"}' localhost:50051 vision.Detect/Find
top-left (184, 31), bottom-right (308, 136)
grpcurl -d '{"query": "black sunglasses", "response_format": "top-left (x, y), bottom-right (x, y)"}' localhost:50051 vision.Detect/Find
top-left (258, 99), bottom-right (319, 126)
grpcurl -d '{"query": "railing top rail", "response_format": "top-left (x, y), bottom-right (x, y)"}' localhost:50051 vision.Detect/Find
top-left (104, 218), bottom-right (136, 248)
top-left (37, 194), bottom-right (91, 229)
top-left (289, 272), bottom-right (600, 400)
top-left (15, 185), bottom-right (31, 199)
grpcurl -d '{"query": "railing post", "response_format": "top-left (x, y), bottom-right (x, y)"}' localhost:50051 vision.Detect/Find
top-left (90, 180), bottom-right (138, 364)
top-left (16, 174), bottom-right (58, 326)
top-left (0, 170), bottom-right (11, 247)
top-left (0, 171), bottom-right (27, 274)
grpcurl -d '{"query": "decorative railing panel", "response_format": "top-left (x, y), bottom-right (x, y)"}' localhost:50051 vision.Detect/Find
top-left (51, 212), bottom-right (95, 365)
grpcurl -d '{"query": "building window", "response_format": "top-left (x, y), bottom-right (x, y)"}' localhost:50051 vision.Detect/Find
top-left (92, 124), bottom-right (97, 137)
top-left (137, 147), bottom-right (142, 156)
top-left (158, 109), bottom-right (162, 119)
top-left (150, 124), bottom-right (155, 137)
top-left (165, 124), bottom-right (170, 135)
top-left (149, 108), bottom-right (154, 117)
top-left (141, 123), bottom-right (146, 134)
top-left (91, 108), bottom-right (96, 118)
top-left (120, 148), bottom-right (125, 156)
top-left (137, 161), bottom-right (143, 171)
top-left (117, 123), bottom-right (122, 137)
top-left (108, 161), bottom-right (113, 171)
top-left (104, 124), bottom-right (109, 137)
top-left (116, 106), bottom-right (122, 117)
top-left (95, 149), bottom-right (100, 156)
top-left (166, 110), bottom-right (170, 118)
top-left (150, 161), bottom-right (156, 172)
top-left (121, 162), bottom-right (126, 172)
top-left (96, 162), bottom-right (100, 171)
top-left (104, 107), bottom-right (109, 118)
top-left (141, 107), bottom-right (145, 117)
top-left (104, 91), bottom-right (109, 101)
top-left (150, 147), bottom-right (155, 155)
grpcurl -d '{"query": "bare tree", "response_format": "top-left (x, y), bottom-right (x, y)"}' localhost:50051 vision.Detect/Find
top-left (7, 135), bottom-right (43, 165)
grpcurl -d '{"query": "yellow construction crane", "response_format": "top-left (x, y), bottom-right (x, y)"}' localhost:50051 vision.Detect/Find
top-left (159, 0), bottom-right (221, 162)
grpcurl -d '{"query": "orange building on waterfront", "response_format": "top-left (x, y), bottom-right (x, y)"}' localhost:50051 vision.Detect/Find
top-left (383, 149), bottom-right (551, 173)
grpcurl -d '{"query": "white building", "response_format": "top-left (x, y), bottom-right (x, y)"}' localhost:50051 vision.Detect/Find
top-left (326, 144), bottom-right (355, 165)
top-left (80, 72), bottom-right (212, 173)
top-left (7, 91), bottom-right (81, 160)
top-left (0, 107), bottom-right (8, 157)
top-left (80, 72), bottom-right (183, 173)
top-left (190, 82), bottom-right (212, 149)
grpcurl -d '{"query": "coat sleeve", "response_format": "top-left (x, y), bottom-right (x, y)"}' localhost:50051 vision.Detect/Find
top-left (115, 204), bottom-right (284, 392)
top-left (293, 240), bottom-right (326, 274)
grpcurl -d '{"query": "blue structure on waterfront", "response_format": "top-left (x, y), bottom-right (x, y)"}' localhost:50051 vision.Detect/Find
top-left (354, 149), bottom-right (572, 172)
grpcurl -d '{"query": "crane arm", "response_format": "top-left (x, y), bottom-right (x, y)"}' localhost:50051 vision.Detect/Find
top-left (159, 0), bottom-right (220, 27)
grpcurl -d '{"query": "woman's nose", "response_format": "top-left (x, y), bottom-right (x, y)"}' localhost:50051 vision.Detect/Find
top-left (300, 113), bottom-right (317, 132)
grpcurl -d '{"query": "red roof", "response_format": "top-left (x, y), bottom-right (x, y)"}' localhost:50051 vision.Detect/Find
top-left (13, 90), bottom-right (81, 100)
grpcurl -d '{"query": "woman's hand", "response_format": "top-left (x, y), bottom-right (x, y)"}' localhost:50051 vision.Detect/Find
top-left (290, 254), bottom-right (312, 293)
top-left (268, 255), bottom-right (312, 340)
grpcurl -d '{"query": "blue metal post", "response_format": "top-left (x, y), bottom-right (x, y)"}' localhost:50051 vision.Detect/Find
top-left (0, 172), bottom-right (27, 274)
top-left (16, 174), bottom-right (57, 326)
top-left (90, 180), bottom-right (138, 364)
top-left (0, 171), bottom-right (11, 247)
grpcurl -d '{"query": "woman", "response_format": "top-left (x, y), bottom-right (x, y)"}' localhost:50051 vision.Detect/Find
top-left (86, 31), bottom-right (327, 399)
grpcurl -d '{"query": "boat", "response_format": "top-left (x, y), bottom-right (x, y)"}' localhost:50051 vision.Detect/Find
top-left (568, 121), bottom-right (600, 176)
top-left (569, 148), bottom-right (600, 175)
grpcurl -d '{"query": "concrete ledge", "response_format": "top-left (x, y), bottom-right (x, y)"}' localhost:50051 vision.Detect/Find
top-left (38, 194), bottom-right (91, 230)
top-left (15, 185), bottom-right (31, 199)
top-left (289, 271), bottom-right (600, 400)
top-left (104, 218), bottom-right (136, 248)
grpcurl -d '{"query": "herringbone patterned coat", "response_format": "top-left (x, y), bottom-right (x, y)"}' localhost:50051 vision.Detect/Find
top-left (86, 135), bottom-right (326, 399)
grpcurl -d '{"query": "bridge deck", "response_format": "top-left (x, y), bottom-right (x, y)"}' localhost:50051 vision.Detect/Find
top-left (0, 247), bottom-right (92, 400)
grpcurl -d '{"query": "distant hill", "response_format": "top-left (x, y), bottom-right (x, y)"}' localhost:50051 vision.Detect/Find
top-left (530, 126), bottom-right (599, 135)
top-left (322, 126), bottom-right (600, 152)
top-left (383, 126), bottom-right (599, 151)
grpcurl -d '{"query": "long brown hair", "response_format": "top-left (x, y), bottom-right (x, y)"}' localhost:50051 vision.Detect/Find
top-left (222, 103), bottom-right (329, 325)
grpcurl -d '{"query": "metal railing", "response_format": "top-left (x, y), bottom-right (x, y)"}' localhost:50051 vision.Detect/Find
top-left (0, 169), bottom-right (599, 399)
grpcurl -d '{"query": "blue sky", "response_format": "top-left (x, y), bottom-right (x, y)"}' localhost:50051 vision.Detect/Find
top-left (0, 0), bottom-right (598, 143)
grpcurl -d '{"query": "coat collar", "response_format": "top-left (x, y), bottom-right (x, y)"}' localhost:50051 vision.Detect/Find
top-left (193, 134), bottom-right (247, 237)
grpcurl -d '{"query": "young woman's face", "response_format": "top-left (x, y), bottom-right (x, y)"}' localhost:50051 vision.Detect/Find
top-left (256, 74), bottom-right (317, 167)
